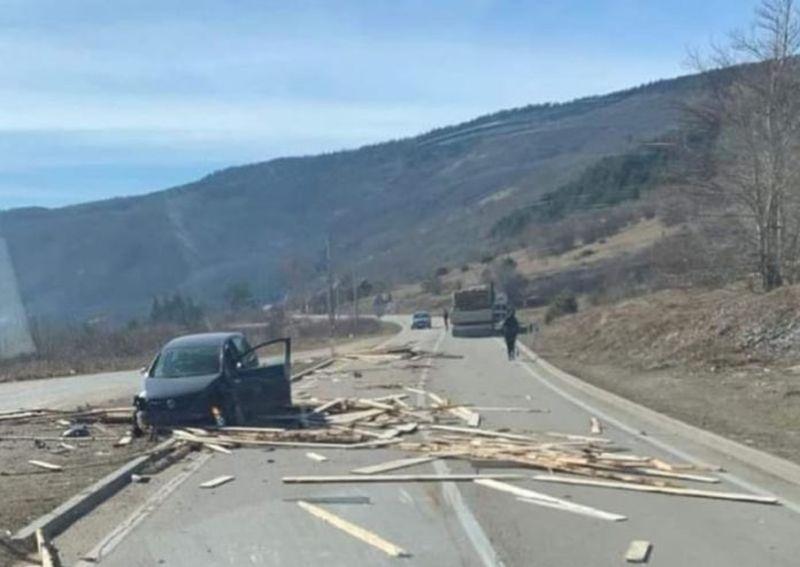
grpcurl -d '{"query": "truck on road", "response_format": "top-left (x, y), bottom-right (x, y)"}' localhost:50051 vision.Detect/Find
top-left (450, 284), bottom-right (508, 337)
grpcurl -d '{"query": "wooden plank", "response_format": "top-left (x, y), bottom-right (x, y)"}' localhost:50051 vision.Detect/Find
top-left (533, 475), bottom-right (779, 504)
top-left (625, 540), bottom-right (652, 563)
top-left (114, 435), bottom-right (132, 447)
top-left (306, 452), bottom-right (328, 462)
top-left (218, 426), bottom-right (286, 434)
top-left (426, 424), bottom-right (537, 442)
top-left (474, 479), bottom-right (626, 522)
top-left (351, 456), bottom-right (436, 475)
top-left (200, 475), bottom-right (235, 489)
top-left (631, 468), bottom-right (719, 484)
top-left (312, 398), bottom-right (344, 414)
top-left (395, 422), bottom-right (418, 434)
top-left (355, 398), bottom-right (397, 411)
top-left (297, 500), bottom-right (410, 557)
top-left (204, 442), bottom-right (233, 455)
top-left (284, 473), bottom-right (524, 484)
top-left (326, 408), bottom-right (386, 425)
top-left (29, 460), bottom-right (64, 472)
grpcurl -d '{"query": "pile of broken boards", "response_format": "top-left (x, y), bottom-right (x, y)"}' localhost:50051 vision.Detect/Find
top-left (170, 389), bottom-right (780, 509)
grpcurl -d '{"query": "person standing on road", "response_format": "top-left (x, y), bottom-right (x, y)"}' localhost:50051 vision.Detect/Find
top-left (443, 308), bottom-right (449, 331)
top-left (502, 309), bottom-right (520, 360)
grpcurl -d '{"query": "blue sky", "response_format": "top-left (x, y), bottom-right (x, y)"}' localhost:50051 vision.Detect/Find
top-left (0, 0), bottom-right (756, 209)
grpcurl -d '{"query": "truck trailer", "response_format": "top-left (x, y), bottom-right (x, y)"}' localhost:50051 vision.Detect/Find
top-left (450, 283), bottom-right (508, 337)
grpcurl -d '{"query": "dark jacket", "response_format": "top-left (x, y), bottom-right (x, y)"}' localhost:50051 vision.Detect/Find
top-left (502, 314), bottom-right (520, 338)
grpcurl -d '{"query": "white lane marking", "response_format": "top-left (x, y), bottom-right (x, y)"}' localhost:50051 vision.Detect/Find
top-left (76, 452), bottom-right (213, 565)
top-left (514, 340), bottom-right (800, 515)
top-left (418, 331), bottom-right (505, 567)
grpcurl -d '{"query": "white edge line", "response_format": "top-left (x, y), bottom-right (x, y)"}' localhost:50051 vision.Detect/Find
top-left (514, 340), bottom-right (800, 515)
top-left (75, 452), bottom-right (213, 565)
top-left (419, 330), bottom-right (505, 567)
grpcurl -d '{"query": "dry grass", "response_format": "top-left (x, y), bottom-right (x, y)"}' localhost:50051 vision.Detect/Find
top-left (1, 316), bottom-right (396, 384)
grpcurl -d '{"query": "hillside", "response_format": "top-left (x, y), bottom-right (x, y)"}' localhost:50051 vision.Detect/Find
top-left (0, 74), bottom-right (704, 321)
top-left (533, 284), bottom-right (800, 462)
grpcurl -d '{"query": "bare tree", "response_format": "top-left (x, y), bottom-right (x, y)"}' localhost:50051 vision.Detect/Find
top-left (686, 0), bottom-right (800, 290)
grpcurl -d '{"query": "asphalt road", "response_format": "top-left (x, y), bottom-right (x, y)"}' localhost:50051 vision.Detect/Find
top-left (62, 317), bottom-right (800, 566)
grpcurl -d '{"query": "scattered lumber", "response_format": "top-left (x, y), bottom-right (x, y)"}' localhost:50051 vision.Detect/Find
top-left (474, 479), bottom-right (626, 522)
top-left (625, 540), bottom-right (652, 563)
top-left (532, 475), bottom-right (779, 504)
top-left (200, 475), bottom-right (235, 489)
top-left (283, 473), bottom-right (525, 484)
top-left (29, 460), bottom-right (63, 472)
top-left (351, 456), bottom-right (436, 475)
top-left (297, 500), bottom-right (410, 557)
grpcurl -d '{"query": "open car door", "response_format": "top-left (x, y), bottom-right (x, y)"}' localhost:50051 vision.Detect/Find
top-left (234, 337), bottom-right (292, 418)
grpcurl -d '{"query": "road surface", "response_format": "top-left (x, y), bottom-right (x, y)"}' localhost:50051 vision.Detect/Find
top-left (60, 317), bottom-right (800, 566)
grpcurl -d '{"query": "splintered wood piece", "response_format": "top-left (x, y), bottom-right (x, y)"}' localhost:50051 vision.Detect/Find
top-left (326, 409), bottom-right (386, 425)
top-left (203, 442), bottom-right (233, 455)
top-left (114, 434), bottom-right (132, 447)
top-left (200, 475), bottom-right (235, 489)
top-left (312, 398), bottom-right (345, 414)
top-left (533, 475), bottom-right (779, 504)
top-left (351, 456), bottom-right (436, 475)
top-left (395, 422), bottom-right (418, 434)
top-left (306, 452), bottom-right (328, 462)
top-left (29, 460), bottom-right (63, 472)
top-left (625, 540), bottom-right (652, 563)
top-left (297, 500), bottom-right (410, 557)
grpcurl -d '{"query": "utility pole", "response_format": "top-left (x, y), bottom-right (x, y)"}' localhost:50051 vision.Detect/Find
top-left (352, 266), bottom-right (359, 334)
top-left (325, 236), bottom-right (335, 354)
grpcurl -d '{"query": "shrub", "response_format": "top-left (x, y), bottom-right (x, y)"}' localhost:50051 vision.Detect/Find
top-left (544, 292), bottom-right (578, 324)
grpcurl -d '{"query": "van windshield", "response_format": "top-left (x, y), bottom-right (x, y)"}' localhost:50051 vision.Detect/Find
top-left (151, 345), bottom-right (221, 378)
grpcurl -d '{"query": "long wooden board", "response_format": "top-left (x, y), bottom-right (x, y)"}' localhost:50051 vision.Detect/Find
top-left (284, 473), bottom-right (525, 484)
top-left (533, 475), bottom-right (779, 504)
top-left (297, 500), bottom-right (410, 557)
top-left (351, 456), bottom-right (436, 475)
